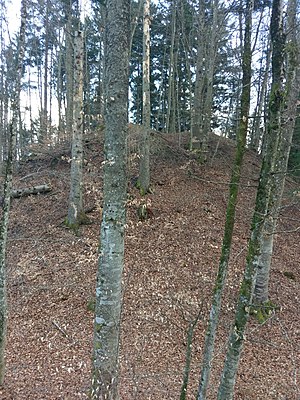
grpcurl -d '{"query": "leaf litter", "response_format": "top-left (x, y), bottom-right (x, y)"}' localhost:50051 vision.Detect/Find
top-left (0, 131), bottom-right (299, 399)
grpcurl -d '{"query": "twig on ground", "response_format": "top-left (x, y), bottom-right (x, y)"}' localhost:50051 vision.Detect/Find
top-left (52, 320), bottom-right (74, 343)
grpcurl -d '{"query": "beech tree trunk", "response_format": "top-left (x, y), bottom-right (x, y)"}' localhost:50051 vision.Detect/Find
top-left (166, 0), bottom-right (177, 134)
top-left (138, 0), bottom-right (151, 194)
top-left (91, 0), bottom-right (130, 398)
top-left (196, 1), bottom-right (254, 398)
top-left (201, 0), bottom-right (220, 158)
top-left (217, 1), bottom-right (286, 398)
top-left (0, 6), bottom-right (5, 165)
top-left (11, 184), bottom-right (51, 199)
top-left (179, 0), bottom-right (193, 139)
top-left (40, 0), bottom-right (50, 142)
top-left (66, 30), bottom-right (84, 230)
top-left (57, 31), bottom-right (64, 139)
top-left (0, 0), bottom-right (27, 384)
top-left (65, 12), bottom-right (74, 140)
top-left (250, 38), bottom-right (271, 152)
top-left (191, 0), bottom-right (205, 150)
top-left (254, 0), bottom-right (300, 303)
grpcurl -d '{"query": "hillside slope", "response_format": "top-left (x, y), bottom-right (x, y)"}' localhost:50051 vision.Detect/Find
top-left (0, 131), bottom-right (299, 399)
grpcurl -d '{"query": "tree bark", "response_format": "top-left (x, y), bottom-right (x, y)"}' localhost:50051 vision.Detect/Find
top-left (66, 30), bottom-right (84, 231)
top-left (200, 0), bottom-right (220, 158)
top-left (217, 1), bottom-right (286, 398)
top-left (191, 0), bottom-right (205, 150)
top-left (129, 0), bottom-right (143, 56)
top-left (0, 0), bottom-right (27, 384)
top-left (196, 1), bottom-right (253, 398)
top-left (57, 30), bottom-right (64, 139)
top-left (138, 0), bottom-right (151, 194)
top-left (166, 0), bottom-right (177, 134)
top-left (254, 0), bottom-right (300, 303)
top-left (250, 38), bottom-right (271, 152)
top-left (65, 12), bottom-right (74, 140)
top-left (179, 0), bottom-right (193, 138)
top-left (40, 0), bottom-right (50, 143)
top-left (0, 4), bottom-right (5, 165)
top-left (91, 0), bottom-right (130, 398)
top-left (10, 184), bottom-right (51, 199)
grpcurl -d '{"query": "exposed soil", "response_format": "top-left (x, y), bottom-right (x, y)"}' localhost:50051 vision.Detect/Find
top-left (0, 130), bottom-right (299, 399)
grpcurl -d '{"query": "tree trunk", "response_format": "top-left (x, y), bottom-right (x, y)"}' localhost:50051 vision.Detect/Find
top-left (217, 1), bottom-right (285, 398)
top-left (180, 312), bottom-right (201, 400)
top-left (0, 0), bottom-right (27, 384)
top-left (91, 0), bottom-right (130, 398)
top-left (179, 0), bottom-right (193, 138)
top-left (11, 184), bottom-right (51, 199)
top-left (250, 38), bottom-right (271, 152)
top-left (129, 0), bottom-right (143, 56)
top-left (57, 30), bottom-right (64, 140)
top-left (191, 0), bottom-right (205, 150)
top-left (65, 14), bottom-right (74, 140)
top-left (201, 0), bottom-right (220, 159)
top-left (138, 0), bottom-right (151, 194)
top-left (254, 0), bottom-right (300, 303)
top-left (66, 30), bottom-right (84, 231)
top-left (196, 1), bottom-right (253, 398)
top-left (166, 0), bottom-right (176, 134)
top-left (2, 78), bottom-right (9, 162)
top-left (0, 7), bottom-right (4, 165)
top-left (41, 0), bottom-right (50, 143)
top-left (0, 130), bottom-right (14, 386)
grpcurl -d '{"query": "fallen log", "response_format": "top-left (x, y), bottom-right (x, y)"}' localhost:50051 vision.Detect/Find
top-left (11, 184), bottom-right (51, 198)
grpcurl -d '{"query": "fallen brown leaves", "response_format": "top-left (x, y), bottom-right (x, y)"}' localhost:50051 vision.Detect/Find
top-left (0, 132), bottom-right (299, 399)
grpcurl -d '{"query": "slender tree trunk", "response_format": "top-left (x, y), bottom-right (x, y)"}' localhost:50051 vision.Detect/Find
top-left (155, 46), bottom-right (167, 131)
top-left (0, 67), bottom-right (3, 164)
top-left (180, 0), bottom-right (193, 137)
top-left (57, 30), bottom-right (64, 140)
top-left (180, 313), bottom-right (201, 400)
top-left (138, 0), bottom-right (151, 194)
top-left (197, 1), bottom-right (253, 398)
top-left (250, 39), bottom-right (271, 152)
top-left (27, 68), bottom-right (34, 144)
top-left (37, 64), bottom-right (43, 126)
top-left (166, 0), bottom-right (176, 133)
top-left (254, 0), bottom-right (300, 303)
top-left (66, 30), bottom-right (84, 231)
top-left (217, 1), bottom-right (285, 398)
top-left (0, 129), bottom-right (14, 386)
top-left (227, 0), bottom-right (244, 142)
top-left (2, 79), bottom-right (8, 161)
top-left (65, 14), bottom-right (74, 140)
top-left (0, 9), bottom-right (4, 164)
top-left (0, 0), bottom-right (27, 384)
top-left (173, 34), bottom-right (179, 133)
top-left (99, 3), bottom-right (106, 119)
top-left (49, 49), bottom-right (54, 140)
top-left (129, 0), bottom-right (143, 56)
top-left (201, 0), bottom-right (220, 159)
top-left (191, 0), bottom-right (205, 150)
top-left (41, 0), bottom-right (50, 142)
top-left (84, 35), bottom-right (91, 134)
top-left (91, 0), bottom-right (130, 398)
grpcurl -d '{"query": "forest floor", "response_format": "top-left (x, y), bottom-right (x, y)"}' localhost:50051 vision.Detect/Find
top-left (0, 127), bottom-right (299, 400)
